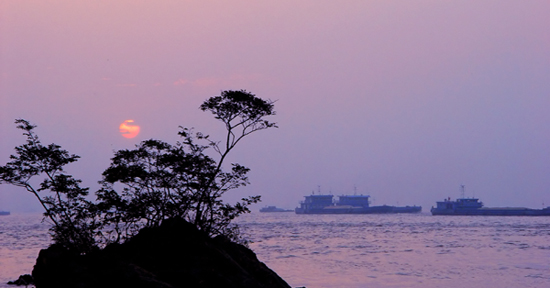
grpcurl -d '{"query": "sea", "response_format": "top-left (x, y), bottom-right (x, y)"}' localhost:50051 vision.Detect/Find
top-left (1, 212), bottom-right (550, 288)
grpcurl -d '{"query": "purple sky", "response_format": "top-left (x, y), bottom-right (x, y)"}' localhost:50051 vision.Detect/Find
top-left (2, 1), bottom-right (550, 212)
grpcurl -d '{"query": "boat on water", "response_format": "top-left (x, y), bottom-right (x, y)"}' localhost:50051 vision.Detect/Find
top-left (431, 197), bottom-right (550, 216)
top-left (295, 194), bottom-right (421, 214)
top-left (431, 186), bottom-right (550, 216)
top-left (259, 206), bottom-right (293, 212)
top-left (0, 211), bottom-right (10, 216)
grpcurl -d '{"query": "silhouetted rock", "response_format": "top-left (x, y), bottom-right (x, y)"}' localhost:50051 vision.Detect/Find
top-left (32, 218), bottom-right (290, 288)
top-left (7, 274), bottom-right (34, 286)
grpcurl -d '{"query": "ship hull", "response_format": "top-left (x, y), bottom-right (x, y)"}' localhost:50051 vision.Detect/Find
top-left (295, 205), bottom-right (422, 214)
top-left (431, 207), bottom-right (550, 216)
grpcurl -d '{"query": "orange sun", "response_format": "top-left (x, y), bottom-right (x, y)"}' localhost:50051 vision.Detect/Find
top-left (119, 120), bottom-right (140, 139)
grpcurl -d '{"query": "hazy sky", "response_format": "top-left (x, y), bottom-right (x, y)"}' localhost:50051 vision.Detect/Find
top-left (2, 1), bottom-right (550, 212)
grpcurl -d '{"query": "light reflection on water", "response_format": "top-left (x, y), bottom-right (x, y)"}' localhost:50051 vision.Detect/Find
top-left (236, 212), bottom-right (550, 288)
top-left (0, 213), bottom-right (49, 288)
top-left (1, 212), bottom-right (549, 288)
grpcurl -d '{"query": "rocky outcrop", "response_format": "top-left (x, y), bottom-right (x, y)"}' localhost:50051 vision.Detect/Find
top-left (7, 274), bottom-right (34, 286)
top-left (32, 218), bottom-right (291, 288)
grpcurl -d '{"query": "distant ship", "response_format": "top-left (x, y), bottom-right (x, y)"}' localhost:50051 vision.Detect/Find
top-left (431, 198), bottom-right (550, 216)
top-left (259, 206), bottom-right (293, 212)
top-left (295, 194), bottom-right (421, 214)
top-left (0, 211), bottom-right (10, 216)
top-left (431, 185), bottom-right (550, 216)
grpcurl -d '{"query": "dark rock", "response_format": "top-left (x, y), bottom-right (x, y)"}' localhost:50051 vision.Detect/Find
top-left (32, 218), bottom-right (290, 288)
top-left (7, 274), bottom-right (34, 286)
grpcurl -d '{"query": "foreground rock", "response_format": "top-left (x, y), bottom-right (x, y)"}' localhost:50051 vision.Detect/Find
top-left (32, 218), bottom-right (291, 288)
top-left (7, 274), bottom-right (34, 286)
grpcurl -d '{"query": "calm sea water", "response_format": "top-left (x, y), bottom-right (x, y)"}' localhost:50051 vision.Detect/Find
top-left (235, 212), bottom-right (550, 288)
top-left (0, 214), bottom-right (49, 288)
top-left (1, 212), bottom-right (549, 288)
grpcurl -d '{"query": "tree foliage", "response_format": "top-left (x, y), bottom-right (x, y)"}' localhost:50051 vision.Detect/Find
top-left (0, 90), bottom-right (276, 252)
top-left (98, 90), bottom-right (275, 243)
top-left (0, 119), bottom-right (98, 253)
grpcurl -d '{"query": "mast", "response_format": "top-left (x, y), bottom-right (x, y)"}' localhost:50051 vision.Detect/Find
top-left (460, 185), bottom-right (465, 199)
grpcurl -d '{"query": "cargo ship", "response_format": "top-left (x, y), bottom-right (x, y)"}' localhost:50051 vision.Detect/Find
top-left (295, 194), bottom-right (421, 214)
top-left (431, 197), bottom-right (550, 216)
top-left (259, 206), bottom-right (293, 212)
top-left (431, 186), bottom-right (550, 216)
top-left (0, 211), bottom-right (10, 216)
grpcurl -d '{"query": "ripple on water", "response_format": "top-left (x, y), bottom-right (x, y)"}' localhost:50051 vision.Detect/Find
top-left (0, 214), bottom-right (50, 287)
top-left (237, 213), bottom-right (550, 288)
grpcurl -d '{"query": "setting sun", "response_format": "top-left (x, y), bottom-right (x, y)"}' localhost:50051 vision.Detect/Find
top-left (119, 120), bottom-right (140, 138)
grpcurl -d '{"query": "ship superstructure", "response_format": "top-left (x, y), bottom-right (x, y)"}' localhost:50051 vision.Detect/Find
top-left (295, 192), bottom-right (421, 214)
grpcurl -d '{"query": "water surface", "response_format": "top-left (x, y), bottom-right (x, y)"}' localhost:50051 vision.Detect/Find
top-left (0, 214), bottom-right (49, 288)
top-left (1, 212), bottom-right (549, 288)
top-left (236, 212), bottom-right (550, 288)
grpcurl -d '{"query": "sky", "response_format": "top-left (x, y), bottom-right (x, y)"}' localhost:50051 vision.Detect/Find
top-left (1, 0), bottom-right (550, 212)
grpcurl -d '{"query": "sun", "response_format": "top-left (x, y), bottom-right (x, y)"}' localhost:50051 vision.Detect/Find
top-left (119, 120), bottom-right (140, 139)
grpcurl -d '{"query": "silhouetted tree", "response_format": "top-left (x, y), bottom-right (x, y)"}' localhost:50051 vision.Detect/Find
top-left (0, 90), bottom-right (276, 251)
top-left (97, 90), bottom-right (276, 243)
top-left (196, 90), bottom-right (277, 231)
top-left (0, 119), bottom-right (99, 252)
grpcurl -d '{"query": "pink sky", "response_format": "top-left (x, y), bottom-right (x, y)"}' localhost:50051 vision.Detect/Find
top-left (2, 1), bottom-right (550, 212)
